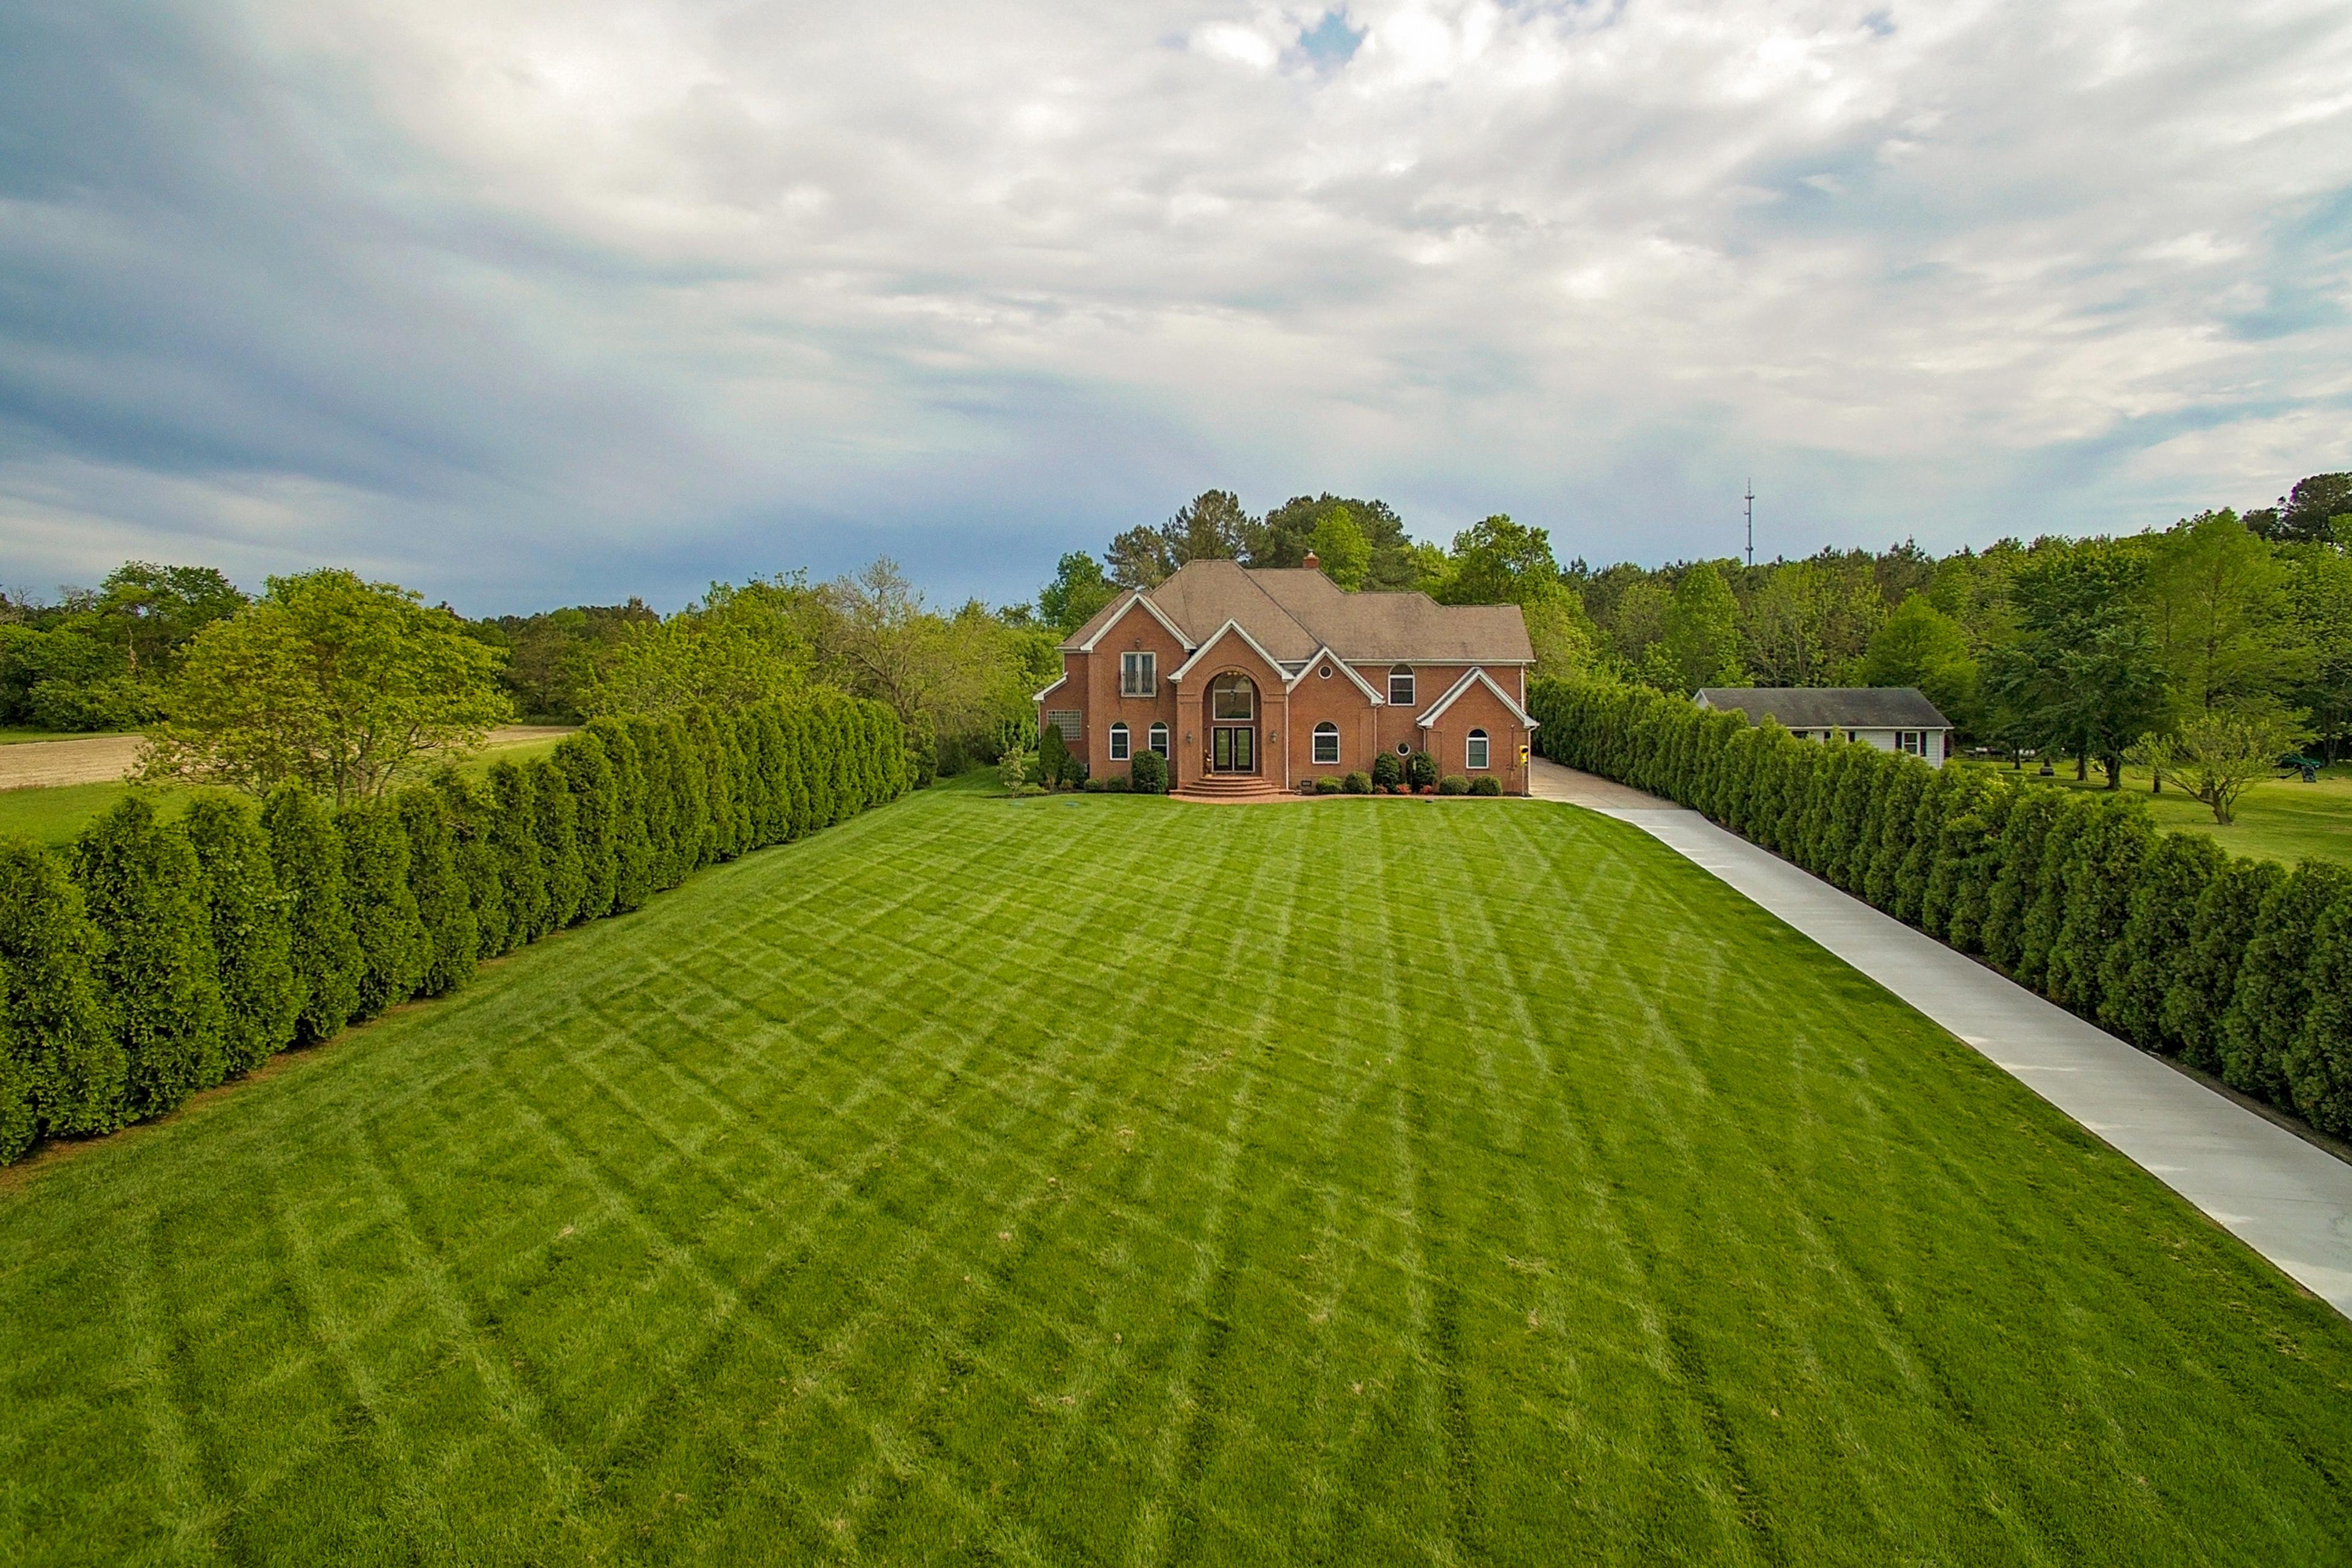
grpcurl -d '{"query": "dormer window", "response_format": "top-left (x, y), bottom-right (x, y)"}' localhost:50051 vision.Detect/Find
top-left (1388, 665), bottom-right (1414, 706)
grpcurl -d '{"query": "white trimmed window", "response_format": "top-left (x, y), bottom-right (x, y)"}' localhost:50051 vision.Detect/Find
top-left (1466, 728), bottom-right (1490, 770)
top-left (1211, 674), bottom-right (1254, 721)
top-left (1110, 722), bottom-right (1130, 761)
top-left (1148, 722), bottom-right (1169, 756)
top-left (1312, 722), bottom-right (1339, 765)
top-left (1121, 651), bottom-right (1157, 697)
top-left (1388, 665), bottom-right (1414, 706)
top-left (1898, 730), bottom-right (1921, 756)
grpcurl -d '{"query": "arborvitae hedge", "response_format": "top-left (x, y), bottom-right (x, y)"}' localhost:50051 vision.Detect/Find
top-left (1, 692), bottom-right (907, 1165)
top-left (183, 792), bottom-right (301, 1074)
top-left (72, 796), bottom-right (227, 1118)
top-left (340, 800), bottom-right (431, 1023)
top-left (264, 785), bottom-right (363, 1048)
top-left (0, 841), bottom-right (122, 1149)
top-left (1528, 675), bottom-right (2352, 1136)
top-left (397, 788), bottom-right (477, 998)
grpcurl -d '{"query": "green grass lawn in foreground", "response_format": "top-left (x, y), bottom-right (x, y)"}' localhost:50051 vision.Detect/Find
top-left (1959, 757), bottom-right (2352, 869)
top-left (5, 777), bottom-right (2352, 1564)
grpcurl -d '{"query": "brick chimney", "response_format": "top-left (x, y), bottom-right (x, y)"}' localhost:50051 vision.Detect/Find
top-left (1303, 549), bottom-right (1320, 571)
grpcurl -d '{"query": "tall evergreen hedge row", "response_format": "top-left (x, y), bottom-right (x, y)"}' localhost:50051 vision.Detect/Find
top-left (1530, 677), bottom-right (2352, 1136)
top-left (0, 692), bottom-right (908, 1164)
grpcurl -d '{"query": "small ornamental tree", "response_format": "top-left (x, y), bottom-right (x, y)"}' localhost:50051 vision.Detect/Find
top-left (339, 800), bottom-right (430, 1022)
top-left (2219, 862), bottom-right (2352, 1108)
top-left (556, 730), bottom-right (619, 921)
top-left (72, 796), bottom-right (228, 1116)
top-left (527, 757), bottom-right (587, 929)
top-left (0, 841), bottom-right (124, 1149)
top-left (432, 770), bottom-right (510, 961)
top-left (2291, 900), bottom-right (2352, 1137)
top-left (182, 791), bottom-right (300, 1074)
top-left (2099, 832), bottom-right (2226, 1054)
top-left (1037, 719), bottom-right (1070, 793)
top-left (396, 787), bottom-right (477, 997)
top-left (2166, 858), bottom-right (2286, 1073)
top-left (262, 785), bottom-right (362, 1046)
top-left (487, 761), bottom-right (548, 947)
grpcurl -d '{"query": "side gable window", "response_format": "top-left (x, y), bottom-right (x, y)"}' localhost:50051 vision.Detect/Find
top-left (1109, 722), bottom-right (1130, 761)
top-left (1466, 728), bottom-right (1490, 770)
top-left (1148, 722), bottom-right (1169, 757)
top-left (1121, 651), bottom-right (1157, 697)
top-left (1388, 665), bottom-right (1414, 706)
top-left (1312, 722), bottom-right (1339, 765)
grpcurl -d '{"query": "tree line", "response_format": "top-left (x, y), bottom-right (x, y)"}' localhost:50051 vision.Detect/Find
top-left (0, 694), bottom-right (910, 1166)
top-left (1531, 678), bottom-right (2352, 1140)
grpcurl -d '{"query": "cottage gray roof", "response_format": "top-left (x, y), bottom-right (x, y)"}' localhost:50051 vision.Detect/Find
top-left (1061, 558), bottom-right (1534, 665)
top-left (1694, 687), bottom-right (1952, 729)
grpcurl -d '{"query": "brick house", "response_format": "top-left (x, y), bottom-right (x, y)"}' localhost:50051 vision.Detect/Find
top-left (1035, 556), bottom-right (1538, 797)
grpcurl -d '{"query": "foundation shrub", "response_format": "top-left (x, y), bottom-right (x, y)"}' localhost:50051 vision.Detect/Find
top-left (1470, 776), bottom-right (1503, 796)
top-left (1343, 771), bottom-right (1372, 795)
top-left (1372, 753), bottom-right (1403, 791)
top-left (1314, 776), bottom-right (1344, 795)
top-left (1406, 751), bottom-right (1438, 791)
top-left (1439, 776), bottom-right (1470, 796)
top-left (1128, 748), bottom-right (1168, 794)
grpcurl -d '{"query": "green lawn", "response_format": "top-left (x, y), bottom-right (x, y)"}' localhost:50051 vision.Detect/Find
top-left (0, 726), bottom-right (132, 745)
top-left (5, 777), bottom-right (2351, 1564)
top-left (1960, 759), bottom-right (2352, 868)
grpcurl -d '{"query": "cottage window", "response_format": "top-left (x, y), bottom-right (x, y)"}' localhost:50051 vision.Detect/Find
top-left (1312, 722), bottom-right (1340, 765)
top-left (1109, 722), bottom-right (1130, 762)
top-left (1898, 731), bottom-right (1921, 756)
top-left (1466, 729), bottom-right (1490, 770)
top-left (1388, 665), bottom-right (1414, 706)
top-left (1121, 651), bottom-right (1157, 697)
top-left (1211, 674), bottom-right (1254, 721)
top-left (1148, 722), bottom-right (1169, 757)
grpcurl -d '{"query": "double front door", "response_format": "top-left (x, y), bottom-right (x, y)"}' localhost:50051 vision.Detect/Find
top-left (1210, 725), bottom-right (1256, 773)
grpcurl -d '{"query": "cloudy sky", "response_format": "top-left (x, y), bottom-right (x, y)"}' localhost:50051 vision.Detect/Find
top-left (3, 1), bottom-right (2348, 615)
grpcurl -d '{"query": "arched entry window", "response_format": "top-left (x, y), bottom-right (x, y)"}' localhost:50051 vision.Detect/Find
top-left (1211, 674), bottom-right (1254, 721)
top-left (1109, 722), bottom-right (1130, 762)
top-left (1388, 665), bottom-right (1415, 705)
top-left (1466, 728), bottom-right (1490, 770)
top-left (1312, 722), bottom-right (1340, 765)
top-left (1148, 722), bottom-right (1169, 756)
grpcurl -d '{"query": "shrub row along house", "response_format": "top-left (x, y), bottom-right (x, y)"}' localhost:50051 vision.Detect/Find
top-left (1532, 677), bottom-right (2352, 1140)
top-left (1036, 555), bottom-right (1538, 798)
top-left (0, 694), bottom-right (910, 1166)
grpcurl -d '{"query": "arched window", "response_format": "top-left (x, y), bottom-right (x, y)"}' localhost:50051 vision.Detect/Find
top-left (1312, 721), bottom-right (1340, 765)
top-left (1388, 665), bottom-right (1415, 706)
top-left (1148, 722), bottom-right (1169, 757)
top-left (1109, 721), bottom-right (1130, 762)
top-left (1211, 673), bottom-right (1254, 721)
top-left (1466, 728), bottom-right (1490, 770)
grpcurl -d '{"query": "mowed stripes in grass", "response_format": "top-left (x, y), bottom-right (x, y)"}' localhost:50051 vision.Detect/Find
top-left (4, 776), bottom-right (2352, 1566)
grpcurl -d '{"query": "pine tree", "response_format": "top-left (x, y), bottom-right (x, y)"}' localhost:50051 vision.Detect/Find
top-left (485, 761), bottom-right (548, 946)
top-left (2044, 795), bottom-right (2155, 1017)
top-left (397, 788), bottom-right (477, 997)
top-left (183, 792), bottom-right (300, 1074)
top-left (2166, 858), bottom-right (2284, 1073)
top-left (627, 717), bottom-right (682, 890)
top-left (592, 719), bottom-right (654, 913)
top-left (2219, 862), bottom-right (2352, 1108)
top-left (2291, 900), bottom-right (2352, 1137)
top-left (557, 730), bottom-right (619, 922)
top-left (1894, 764), bottom-right (1961, 925)
top-left (72, 796), bottom-right (227, 1116)
top-left (432, 768), bottom-right (510, 961)
top-left (527, 757), bottom-right (586, 929)
top-left (340, 799), bottom-right (430, 1022)
top-left (1939, 782), bottom-right (2013, 955)
top-left (1981, 788), bottom-right (2060, 975)
top-left (0, 839), bottom-right (125, 1145)
top-left (263, 786), bottom-right (362, 1047)
top-left (2017, 794), bottom-right (2096, 996)
top-left (2099, 832), bottom-right (2225, 1053)
top-left (1862, 763), bottom-right (1923, 911)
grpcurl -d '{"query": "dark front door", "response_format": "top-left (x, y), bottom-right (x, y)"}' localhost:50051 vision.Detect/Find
top-left (1210, 726), bottom-right (1256, 773)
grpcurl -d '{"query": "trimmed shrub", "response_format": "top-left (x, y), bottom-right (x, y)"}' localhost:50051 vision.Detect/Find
top-left (1342, 771), bottom-right (1372, 795)
top-left (1861, 763), bottom-right (1923, 911)
top-left (557, 730), bottom-right (619, 922)
top-left (396, 788), bottom-right (476, 998)
top-left (487, 761), bottom-right (549, 947)
top-left (1406, 750), bottom-right (1438, 791)
top-left (1372, 753), bottom-right (1403, 790)
top-left (2045, 796), bottom-right (2155, 1017)
top-left (263, 786), bottom-right (362, 1048)
top-left (2167, 858), bottom-right (2285, 1073)
top-left (1439, 775), bottom-right (1470, 796)
top-left (432, 770), bottom-right (510, 962)
top-left (2294, 900), bottom-right (2352, 1137)
top-left (2015, 795), bottom-right (2098, 996)
top-left (183, 792), bottom-right (300, 1075)
top-left (1980, 788), bottom-right (2060, 974)
top-left (528, 757), bottom-right (586, 930)
top-left (0, 841), bottom-right (122, 1149)
top-left (72, 796), bottom-right (227, 1117)
top-left (2219, 862), bottom-right (2352, 1108)
top-left (340, 800), bottom-right (430, 1023)
top-left (1470, 776), bottom-right (1503, 796)
top-left (1128, 748), bottom-right (1168, 794)
top-left (2097, 832), bottom-right (2225, 1054)
top-left (1314, 775), bottom-right (1344, 795)
top-left (592, 719), bottom-right (655, 913)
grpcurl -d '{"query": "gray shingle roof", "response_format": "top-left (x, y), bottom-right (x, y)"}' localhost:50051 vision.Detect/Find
top-left (1694, 687), bottom-right (1952, 729)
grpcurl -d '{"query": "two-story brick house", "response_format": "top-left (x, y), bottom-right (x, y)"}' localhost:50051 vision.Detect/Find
top-left (1034, 556), bottom-right (1538, 797)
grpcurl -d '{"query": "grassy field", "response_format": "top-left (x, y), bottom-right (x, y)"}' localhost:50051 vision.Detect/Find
top-left (5, 777), bottom-right (2351, 1564)
top-left (0, 734), bottom-right (571, 849)
top-left (1959, 759), bottom-right (2352, 868)
top-left (0, 726), bottom-right (131, 745)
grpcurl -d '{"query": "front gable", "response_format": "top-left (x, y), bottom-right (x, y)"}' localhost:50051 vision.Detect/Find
top-left (1167, 619), bottom-right (1289, 688)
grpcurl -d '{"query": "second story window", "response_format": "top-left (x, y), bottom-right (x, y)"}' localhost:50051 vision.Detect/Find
top-left (1121, 651), bottom-right (1157, 697)
top-left (1388, 665), bottom-right (1414, 706)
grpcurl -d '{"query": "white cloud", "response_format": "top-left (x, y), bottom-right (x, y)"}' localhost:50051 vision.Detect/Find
top-left (1, 0), bottom-right (2350, 610)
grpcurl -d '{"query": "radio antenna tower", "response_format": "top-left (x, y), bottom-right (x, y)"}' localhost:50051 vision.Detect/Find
top-left (1743, 479), bottom-right (1756, 568)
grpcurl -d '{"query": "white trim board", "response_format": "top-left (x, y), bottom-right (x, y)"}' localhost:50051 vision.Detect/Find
top-left (1414, 666), bottom-right (1540, 730)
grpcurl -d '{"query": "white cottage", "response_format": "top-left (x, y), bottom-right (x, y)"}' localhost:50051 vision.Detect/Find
top-left (1693, 687), bottom-right (1955, 768)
